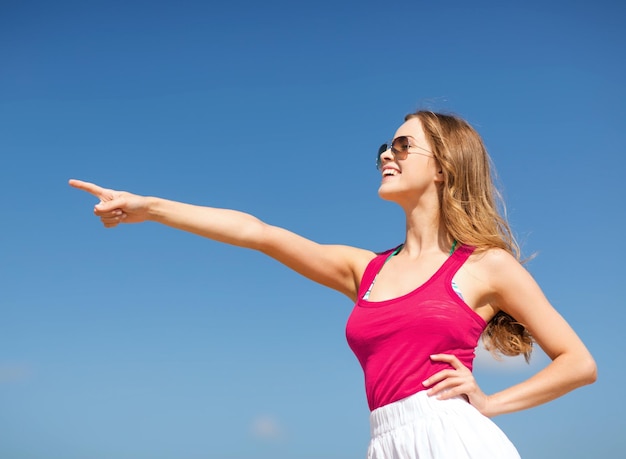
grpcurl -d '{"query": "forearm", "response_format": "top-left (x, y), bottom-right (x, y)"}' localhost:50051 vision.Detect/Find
top-left (485, 351), bottom-right (597, 417)
top-left (146, 197), bottom-right (266, 249)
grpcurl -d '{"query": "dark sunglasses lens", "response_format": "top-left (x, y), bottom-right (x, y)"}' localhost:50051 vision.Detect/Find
top-left (377, 143), bottom-right (388, 169)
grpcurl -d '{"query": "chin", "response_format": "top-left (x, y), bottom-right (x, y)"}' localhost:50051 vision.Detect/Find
top-left (378, 186), bottom-right (403, 203)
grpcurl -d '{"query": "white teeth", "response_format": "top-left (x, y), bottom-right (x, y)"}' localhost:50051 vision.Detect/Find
top-left (383, 169), bottom-right (398, 176)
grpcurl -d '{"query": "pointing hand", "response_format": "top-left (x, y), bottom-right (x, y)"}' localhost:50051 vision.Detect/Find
top-left (69, 179), bottom-right (150, 228)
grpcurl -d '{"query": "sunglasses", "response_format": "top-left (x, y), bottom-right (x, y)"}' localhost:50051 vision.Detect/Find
top-left (376, 136), bottom-right (433, 170)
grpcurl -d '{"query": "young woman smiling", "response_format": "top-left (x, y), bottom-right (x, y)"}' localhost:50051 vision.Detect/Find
top-left (70, 110), bottom-right (596, 458)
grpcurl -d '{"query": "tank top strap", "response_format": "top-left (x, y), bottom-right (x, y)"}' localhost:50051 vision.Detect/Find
top-left (357, 246), bottom-right (402, 299)
top-left (440, 244), bottom-right (476, 282)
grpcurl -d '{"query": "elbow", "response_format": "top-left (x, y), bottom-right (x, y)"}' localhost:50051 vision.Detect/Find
top-left (578, 354), bottom-right (598, 386)
top-left (585, 359), bottom-right (598, 385)
top-left (557, 350), bottom-right (597, 388)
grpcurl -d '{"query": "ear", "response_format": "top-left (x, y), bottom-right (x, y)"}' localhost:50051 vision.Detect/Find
top-left (434, 163), bottom-right (445, 183)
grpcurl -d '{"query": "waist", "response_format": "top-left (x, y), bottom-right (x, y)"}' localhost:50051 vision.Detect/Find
top-left (363, 351), bottom-right (475, 411)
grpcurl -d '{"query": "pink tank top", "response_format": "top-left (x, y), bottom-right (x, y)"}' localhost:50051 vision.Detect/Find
top-left (345, 245), bottom-right (487, 411)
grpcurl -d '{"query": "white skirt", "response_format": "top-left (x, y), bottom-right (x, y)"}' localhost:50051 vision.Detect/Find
top-left (367, 391), bottom-right (520, 459)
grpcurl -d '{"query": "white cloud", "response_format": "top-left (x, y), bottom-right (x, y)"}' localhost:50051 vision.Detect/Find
top-left (250, 415), bottom-right (285, 442)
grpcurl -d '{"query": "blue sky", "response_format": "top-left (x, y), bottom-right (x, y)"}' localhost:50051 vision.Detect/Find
top-left (1, 0), bottom-right (624, 457)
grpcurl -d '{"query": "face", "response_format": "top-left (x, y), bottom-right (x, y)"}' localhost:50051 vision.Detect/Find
top-left (377, 117), bottom-right (442, 205)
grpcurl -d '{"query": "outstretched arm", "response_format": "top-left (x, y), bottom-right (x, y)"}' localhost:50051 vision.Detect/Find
top-left (69, 179), bottom-right (375, 300)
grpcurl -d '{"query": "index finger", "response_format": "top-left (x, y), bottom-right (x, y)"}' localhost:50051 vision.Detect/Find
top-left (68, 179), bottom-right (108, 199)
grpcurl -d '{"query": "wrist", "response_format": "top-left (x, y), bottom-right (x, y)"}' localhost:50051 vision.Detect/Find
top-left (480, 393), bottom-right (509, 418)
top-left (482, 395), bottom-right (497, 417)
top-left (144, 196), bottom-right (162, 222)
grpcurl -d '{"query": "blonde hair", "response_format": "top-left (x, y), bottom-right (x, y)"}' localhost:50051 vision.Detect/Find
top-left (407, 110), bottom-right (533, 361)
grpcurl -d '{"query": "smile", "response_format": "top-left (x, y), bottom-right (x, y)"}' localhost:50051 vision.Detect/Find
top-left (382, 167), bottom-right (399, 177)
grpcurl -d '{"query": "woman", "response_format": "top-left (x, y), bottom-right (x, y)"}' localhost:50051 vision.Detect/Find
top-left (70, 110), bottom-right (596, 458)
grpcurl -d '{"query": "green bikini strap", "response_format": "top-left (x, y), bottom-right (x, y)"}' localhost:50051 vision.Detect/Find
top-left (384, 241), bottom-right (455, 264)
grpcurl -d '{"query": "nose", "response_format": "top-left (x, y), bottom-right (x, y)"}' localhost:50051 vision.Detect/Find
top-left (378, 146), bottom-right (395, 169)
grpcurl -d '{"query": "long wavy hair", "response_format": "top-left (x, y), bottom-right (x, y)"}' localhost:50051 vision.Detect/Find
top-left (407, 110), bottom-right (534, 361)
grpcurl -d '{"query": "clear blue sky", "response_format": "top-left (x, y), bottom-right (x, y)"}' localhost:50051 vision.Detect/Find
top-left (1, 1), bottom-right (624, 458)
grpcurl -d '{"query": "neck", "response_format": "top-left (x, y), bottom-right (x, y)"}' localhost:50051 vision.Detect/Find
top-left (401, 200), bottom-right (452, 258)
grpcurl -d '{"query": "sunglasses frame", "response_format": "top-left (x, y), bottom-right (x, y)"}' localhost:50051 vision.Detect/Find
top-left (377, 136), bottom-right (433, 170)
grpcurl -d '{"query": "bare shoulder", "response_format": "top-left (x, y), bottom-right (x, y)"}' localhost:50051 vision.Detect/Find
top-left (467, 247), bottom-right (548, 318)
top-left (325, 244), bottom-right (379, 274)
top-left (450, 248), bottom-right (525, 319)
top-left (340, 243), bottom-right (380, 280)
top-left (468, 247), bottom-right (525, 281)
top-left (461, 247), bottom-right (533, 308)
top-left (259, 225), bottom-right (378, 300)
top-left (471, 246), bottom-right (518, 266)
top-left (312, 244), bottom-right (378, 300)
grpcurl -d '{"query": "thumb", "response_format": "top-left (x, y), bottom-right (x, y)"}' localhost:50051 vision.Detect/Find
top-left (94, 197), bottom-right (125, 214)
